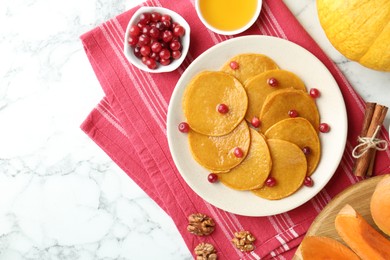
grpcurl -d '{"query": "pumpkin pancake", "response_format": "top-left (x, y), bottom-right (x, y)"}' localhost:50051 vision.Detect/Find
top-left (252, 139), bottom-right (307, 200)
top-left (217, 128), bottom-right (272, 190)
top-left (220, 53), bottom-right (279, 84)
top-left (244, 70), bottom-right (307, 122)
top-left (265, 118), bottom-right (320, 176)
top-left (183, 71), bottom-right (248, 136)
top-left (259, 88), bottom-right (320, 133)
top-left (188, 120), bottom-right (250, 172)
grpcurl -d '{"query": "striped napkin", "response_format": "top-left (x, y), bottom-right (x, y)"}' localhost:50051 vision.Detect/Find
top-left (80, 0), bottom-right (390, 258)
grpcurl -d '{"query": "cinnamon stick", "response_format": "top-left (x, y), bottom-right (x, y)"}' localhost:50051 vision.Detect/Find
top-left (352, 102), bottom-right (376, 173)
top-left (354, 102), bottom-right (376, 157)
top-left (366, 106), bottom-right (388, 177)
top-left (353, 104), bottom-right (388, 177)
top-left (360, 102), bottom-right (376, 138)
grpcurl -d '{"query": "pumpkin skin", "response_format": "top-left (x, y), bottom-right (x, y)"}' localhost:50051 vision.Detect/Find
top-left (317, 0), bottom-right (390, 71)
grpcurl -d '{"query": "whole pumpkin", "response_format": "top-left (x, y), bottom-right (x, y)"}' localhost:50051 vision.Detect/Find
top-left (317, 0), bottom-right (390, 71)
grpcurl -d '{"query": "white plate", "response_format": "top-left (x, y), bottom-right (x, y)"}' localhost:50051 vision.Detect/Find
top-left (167, 35), bottom-right (348, 216)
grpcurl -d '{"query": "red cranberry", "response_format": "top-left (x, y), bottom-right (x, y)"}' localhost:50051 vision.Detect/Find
top-left (145, 58), bottom-right (157, 69)
top-left (208, 173), bottom-right (218, 183)
top-left (309, 88), bottom-right (321, 98)
top-left (288, 109), bottom-right (298, 118)
top-left (138, 34), bottom-right (151, 46)
top-left (251, 117), bottom-right (261, 128)
top-left (233, 147), bottom-right (244, 158)
top-left (128, 35), bottom-right (138, 47)
top-left (159, 48), bottom-right (171, 60)
top-left (170, 40), bottom-right (181, 51)
top-left (141, 25), bottom-right (151, 35)
top-left (137, 22), bottom-right (147, 29)
top-left (319, 123), bottom-right (330, 133)
top-left (302, 146), bottom-right (311, 155)
top-left (151, 41), bottom-right (162, 53)
top-left (151, 12), bottom-right (161, 22)
top-left (171, 22), bottom-right (179, 29)
top-left (149, 27), bottom-right (160, 39)
top-left (173, 25), bottom-right (185, 37)
top-left (267, 77), bottom-right (278, 87)
top-left (129, 25), bottom-right (141, 36)
top-left (149, 52), bottom-right (160, 62)
top-left (217, 104), bottom-right (229, 114)
top-left (140, 45), bottom-right (151, 57)
top-left (160, 42), bottom-right (168, 49)
top-left (172, 50), bottom-right (182, 60)
top-left (162, 20), bottom-right (171, 29)
top-left (160, 58), bottom-right (171, 66)
top-left (155, 21), bottom-right (166, 31)
top-left (178, 122), bottom-right (190, 133)
top-left (133, 46), bottom-right (142, 58)
top-left (162, 30), bottom-right (173, 43)
top-left (230, 61), bottom-right (239, 70)
top-left (265, 177), bottom-right (277, 187)
top-left (161, 14), bottom-right (171, 22)
top-left (304, 176), bottom-right (314, 187)
top-left (138, 12), bottom-right (151, 25)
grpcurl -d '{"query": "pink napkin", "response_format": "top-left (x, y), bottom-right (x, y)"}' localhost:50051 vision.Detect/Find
top-left (80, 0), bottom-right (390, 258)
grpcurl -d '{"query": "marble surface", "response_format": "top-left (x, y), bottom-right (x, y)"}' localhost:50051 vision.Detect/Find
top-left (0, 0), bottom-right (389, 259)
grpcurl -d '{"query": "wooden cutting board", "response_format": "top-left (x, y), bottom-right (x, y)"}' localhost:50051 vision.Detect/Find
top-left (293, 174), bottom-right (390, 259)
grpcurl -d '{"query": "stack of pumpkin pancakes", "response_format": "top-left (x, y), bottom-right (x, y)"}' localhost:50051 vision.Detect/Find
top-left (182, 53), bottom-right (321, 200)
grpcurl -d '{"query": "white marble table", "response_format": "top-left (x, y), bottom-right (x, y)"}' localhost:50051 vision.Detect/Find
top-left (1, 0), bottom-right (389, 259)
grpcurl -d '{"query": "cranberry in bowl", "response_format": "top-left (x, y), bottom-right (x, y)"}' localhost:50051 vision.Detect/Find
top-left (124, 6), bottom-right (190, 73)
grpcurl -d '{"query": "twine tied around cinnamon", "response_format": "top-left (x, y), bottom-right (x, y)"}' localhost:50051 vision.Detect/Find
top-left (352, 125), bottom-right (389, 159)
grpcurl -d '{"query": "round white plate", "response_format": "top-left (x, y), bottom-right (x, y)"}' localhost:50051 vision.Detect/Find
top-left (167, 35), bottom-right (348, 216)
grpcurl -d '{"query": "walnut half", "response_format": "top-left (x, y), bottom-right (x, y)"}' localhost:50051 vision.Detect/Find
top-left (187, 213), bottom-right (215, 236)
top-left (231, 230), bottom-right (256, 252)
top-left (194, 242), bottom-right (217, 260)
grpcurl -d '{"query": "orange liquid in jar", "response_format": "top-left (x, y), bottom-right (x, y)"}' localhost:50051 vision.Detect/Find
top-left (199, 0), bottom-right (258, 31)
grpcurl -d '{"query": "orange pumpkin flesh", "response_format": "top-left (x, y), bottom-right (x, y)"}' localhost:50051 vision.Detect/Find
top-left (370, 174), bottom-right (390, 236)
top-left (299, 236), bottom-right (359, 260)
top-left (335, 204), bottom-right (390, 260)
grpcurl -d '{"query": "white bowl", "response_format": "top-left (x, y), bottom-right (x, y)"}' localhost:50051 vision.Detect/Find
top-left (195, 0), bottom-right (262, 35)
top-left (124, 6), bottom-right (190, 73)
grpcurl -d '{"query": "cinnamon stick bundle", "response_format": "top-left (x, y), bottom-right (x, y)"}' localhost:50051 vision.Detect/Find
top-left (353, 102), bottom-right (388, 177)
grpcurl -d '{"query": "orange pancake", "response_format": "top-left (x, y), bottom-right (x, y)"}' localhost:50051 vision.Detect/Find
top-left (252, 139), bottom-right (307, 200)
top-left (265, 118), bottom-right (320, 176)
top-left (259, 88), bottom-right (320, 133)
top-left (220, 53), bottom-right (279, 84)
top-left (183, 71), bottom-right (248, 136)
top-left (217, 128), bottom-right (272, 190)
top-left (244, 69), bottom-right (307, 122)
top-left (188, 120), bottom-right (250, 172)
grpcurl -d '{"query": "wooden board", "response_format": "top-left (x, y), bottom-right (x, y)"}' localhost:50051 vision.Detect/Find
top-left (293, 174), bottom-right (390, 259)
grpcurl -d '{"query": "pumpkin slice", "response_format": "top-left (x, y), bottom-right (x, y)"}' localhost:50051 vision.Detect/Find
top-left (297, 236), bottom-right (359, 260)
top-left (370, 174), bottom-right (390, 236)
top-left (220, 53), bottom-right (279, 84)
top-left (217, 128), bottom-right (272, 190)
top-left (259, 88), bottom-right (320, 133)
top-left (335, 204), bottom-right (390, 260)
top-left (317, 0), bottom-right (390, 71)
top-left (252, 139), bottom-right (307, 200)
top-left (183, 71), bottom-right (248, 136)
top-left (188, 120), bottom-right (250, 172)
top-left (244, 69), bottom-right (306, 122)
top-left (264, 118), bottom-right (320, 176)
